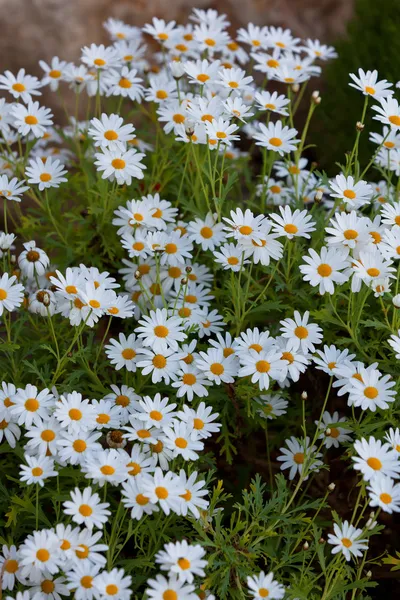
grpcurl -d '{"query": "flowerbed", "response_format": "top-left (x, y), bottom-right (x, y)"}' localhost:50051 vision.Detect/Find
top-left (0, 8), bottom-right (400, 600)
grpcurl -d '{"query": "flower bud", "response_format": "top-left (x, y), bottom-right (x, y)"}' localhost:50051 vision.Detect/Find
top-left (315, 189), bottom-right (323, 202)
top-left (301, 391), bottom-right (308, 400)
top-left (107, 430), bottom-right (127, 449)
top-left (319, 537), bottom-right (325, 544)
top-left (185, 266), bottom-right (193, 273)
top-left (393, 294), bottom-right (400, 308)
top-left (303, 541), bottom-right (309, 550)
top-left (356, 121), bottom-right (365, 131)
top-left (325, 428), bottom-right (332, 436)
top-left (135, 270), bottom-right (141, 280)
top-left (328, 482), bottom-right (336, 492)
top-left (10, 254), bottom-right (16, 264)
top-left (170, 61), bottom-right (185, 79)
top-left (292, 83), bottom-right (300, 93)
top-left (366, 570), bottom-right (372, 578)
top-left (181, 277), bottom-right (188, 286)
top-left (311, 91), bottom-right (321, 104)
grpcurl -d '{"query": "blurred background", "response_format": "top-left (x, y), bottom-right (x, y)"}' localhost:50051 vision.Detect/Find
top-left (1, 0), bottom-right (399, 171)
top-left (0, 0), bottom-right (354, 75)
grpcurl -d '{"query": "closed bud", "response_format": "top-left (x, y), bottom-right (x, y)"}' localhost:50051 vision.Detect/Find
top-left (328, 482), bottom-right (336, 492)
top-left (185, 120), bottom-right (196, 137)
top-left (366, 570), bottom-right (372, 578)
top-left (303, 541), bottom-right (309, 550)
top-left (170, 61), bottom-right (185, 79)
top-left (319, 537), bottom-right (325, 544)
top-left (393, 294), bottom-right (400, 308)
top-left (325, 428), bottom-right (332, 436)
top-left (181, 277), bottom-right (188, 285)
top-left (10, 254), bottom-right (16, 264)
top-left (315, 189), bottom-right (323, 202)
top-left (292, 83), bottom-right (300, 93)
top-left (135, 270), bottom-right (141, 280)
top-left (107, 430), bottom-right (127, 449)
top-left (356, 121), bottom-right (365, 131)
top-left (311, 91), bottom-right (321, 104)
top-left (185, 266), bottom-right (193, 273)
top-left (301, 391), bottom-right (308, 400)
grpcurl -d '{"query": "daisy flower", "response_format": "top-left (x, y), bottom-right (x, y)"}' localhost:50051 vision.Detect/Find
top-left (277, 436), bottom-right (323, 480)
top-left (19, 529), bottom-right (61, 580)
top-left (325, 211), bottom-right (371, 250)
top-left (195, 348), bottom-right (236, 384)
top-left (353, 437), bottom-right (400, 481)
top-left (143, 17), bottom-right (177, 43)
top-left (302, 39), bottom-right (338, 60)
top-left (105, 333), bottom-right (143, 371)
top-left (187, 212), bottom-right (226, 251)
top-left (73, 528), bottom-right (108, 566)
top-left (82, 448), bottom-right (127, 487)
top-left (94, 147), bottom-right (146, 184)
top-left (137, 348), bottom-right (180, 384)
top-left (247, 571), bottom-right (285, 600)
top-left (19, 454), bottom-right (57, 487)
top-left (81, 43), bottom-right (120, 70)
top-left (0, 273), bottom-right (24, 316)
top-left (57, 429), bottom-right (102, 466)
top-left (252, 120), bottom-right (299, 155)
top-left (177, 402), bottom-right (220, 439)
top-left (329, 174), bottom-right (373, 210)
top-left (12, 100), bottom-right (53, 138)
top-left (104, 66), bottom-right (144, 101)
top-left (155, 541), bottom-right (207, 584)
top-left (237, 23), bottom-right (268, 49)
top-left (135, 393), bottom-right (177, 429)
top-left (352, 249), bottom-right (395, 288)
top-left (0, 419), bottom-right (20, 448)
top-left (0, 545), bottom-right (22, 590)
top-left (177, 470), bottom-right (209, 518)
top-left (29, 574), bottom-right (70, 599)
top-left (0, 68), bottom-right (42, 102)
top-left (367, 473), bottom-right (400, 513)
top-left (163, 421), bottom-right (204, 461)
top-left (223, 207), bottom-right (265, 244)
top-left (256, 394), bottom-right (288, 420)
top-left (39, 56), bottom-right (68, 90)
top-left (372, 96), bottom-right (400, 129)
top-left (136, 308), bottom-right (186, 353)
top-left (299, 246), bottom-right (349, 294)
top-left (218, 66), bottom-right (253, 90)
top-left (0, 175), bottom-right (29, 202)
top-left (123, 444), bottom-right (157, 479)
top-left (54, 391), bottom-right (97, 433)
top-left (270, 206), bottom-right (316, 240)
top-left (65, 562), bottom-right (102, 600)
top-left (94, 568), bottom-right (132, 600)
top-left (238, 349), bottom-right (287, 390)
top-left (313, 344), bottom-right (355, 376)
top-left (24, 415), bottom-right (61, 457)
top-left (25, 156), bottom-right (67, 190)
top-left (349, 68), bottom-right (393, 99)
top-left (214, 242), bottom-right (248, 271)
top-left (388, 330), bottom-right (400, 358)
top-left (193, 23), bottom-right (230, 54)
top-left (141, 468), bottom-right (185, 516)
top-left (184, 58), bottom-right (221, 86)
top-left (274, 337), bottom-right (309, 382)
top-left (380, 226), bottom-right (400, 260)
top-left (121, 477), bottom-right (159, 520)
top-left (315, 411), bottom-right (352, 449)
top-left (254, 90), bottom-right (289, 115)
top-left (145, 75), bottom-right (178, 104)
top-left (380, 200), bottom-right (400, 226)
top-left (10, 384), bottom-right (53, 427)
top-left (145, 574), bottom-right (197, 600)
top-left (171, 365), bottom-right (210, 401)
top-left (88, 113), bottom-right (135, 151)
top-left (222, 96), bottom-right (254, 122)
top-left (327, 521), bottom-right (368, 561)
top-left (205, 117), bottom-right (240, 146)
top-left (63, 487), bottom-right (111, 529)
top-left (280, 310), bottom-right (323, 354)
top-left (347, 367), bottom-right (396, 411)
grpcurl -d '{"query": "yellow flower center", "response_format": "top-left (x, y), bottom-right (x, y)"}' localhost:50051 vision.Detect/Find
top-left (32, 467), bottom-right (43, 477)
top-left (122, 348), bottom-right (136, 360)
top-left (341, 538), bottom-right (352, 548)
top-left (0, 288), bottom-right (8, 300)
top-left (155, 486), bottom-right (169, 499)
top-left (73, 439), bottom-right (87, 452)
top-left (25, 115), bottom-right (38, 125)
top-left (136, 493), bottom-right (149, 505)
top-left (295, 326), bottom-right (308, 339)
top-left (12, 82), bottom-right (26, 92)
top-left (210, 363), bottom-right (224, 375)
top-left (380, 493), bottom-right (392, 504)
top-left (269, 137), bottom-right (282, 147)
top-left (25, 398), bottom-right (39, 412)
top-left (119, 78), bottom-right (132, 88)
top-left (175, 437), bottom-right (188, 449)
top-left (343, 189), bottom-right (356, 199)
top-left (100, 465), bottom-right (115, 475)
top-left (111, 158), bottom-right (126, 170)
top-left (256, 360), bottom-right (270, 373)
top-left (152, 354), bottom-right (167, 369)
top-left (366, 268), bottom-right (380, 277)
top-left (364, 386), bottom-right (378, 399)
top-left (79, 504), bottom-right (93, 517)
top-left (69, 408), bottom-right (83, 421)
top-left (317, 263), bottom-right (333, 277)
top-left (293, 452), bottom-right (304, 464)
top-left (367, 457), bottom-right (382, 470)
top-left (36, 549), bottom-right (50, 562)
